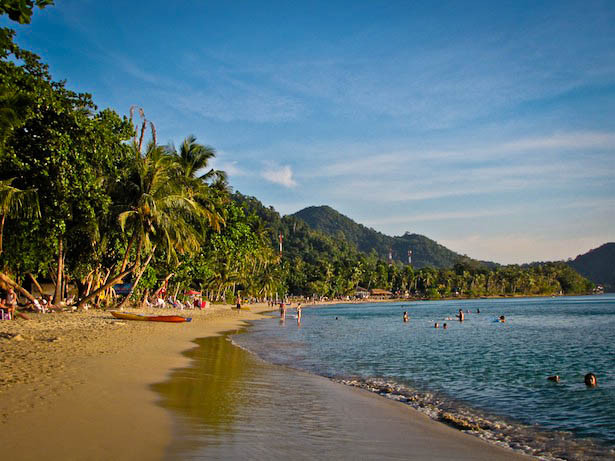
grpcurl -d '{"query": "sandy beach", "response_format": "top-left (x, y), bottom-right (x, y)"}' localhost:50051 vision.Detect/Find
top-left (1, 303), bottom-right (530, 460)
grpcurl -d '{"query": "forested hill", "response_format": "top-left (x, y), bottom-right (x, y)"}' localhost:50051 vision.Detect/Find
top-left (568, 243), bottom-right (615, 291)
top-left (292, 205), bottom-right (490, 269)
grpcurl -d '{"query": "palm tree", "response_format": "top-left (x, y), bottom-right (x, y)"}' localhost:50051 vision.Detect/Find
top-left (0, 177), bottom-right (40, 255)
top-left (167, 135), bottom-right (228, 233)
top-left (115, 140), bottom-right (206, 309)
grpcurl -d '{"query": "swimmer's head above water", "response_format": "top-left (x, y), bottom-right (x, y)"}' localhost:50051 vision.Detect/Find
top-left (585, 373), bottom-right (597, 387)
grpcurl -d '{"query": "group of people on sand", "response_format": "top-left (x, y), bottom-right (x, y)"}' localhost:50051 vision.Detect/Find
top-left (144, 295), bottom-right (206, 310)
top-left (279, 302), bottom-right (302, 324)
top-left (1, 288), bottom-right (70, 320)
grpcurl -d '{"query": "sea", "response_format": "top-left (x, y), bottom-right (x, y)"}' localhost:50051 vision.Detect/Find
top-left (229, 295), bottom-right (615, 460)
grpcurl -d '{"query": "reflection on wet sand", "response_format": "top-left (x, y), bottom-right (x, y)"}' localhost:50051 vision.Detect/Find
top-left (154, 332), bottom-right (529, 460)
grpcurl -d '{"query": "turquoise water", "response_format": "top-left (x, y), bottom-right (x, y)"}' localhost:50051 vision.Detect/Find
top-left (233, 295), bottom-right (615, 460)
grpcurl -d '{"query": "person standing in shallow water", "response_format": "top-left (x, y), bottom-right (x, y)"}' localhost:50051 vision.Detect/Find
top-left (296, 303), bottom-right (302, 324)
top-left (403, 312), bottom-right (409, 322)
top-left (457, 309), bottom-right (464, 321)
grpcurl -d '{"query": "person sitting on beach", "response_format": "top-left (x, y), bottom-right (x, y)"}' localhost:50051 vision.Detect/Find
top-left (584, 373), bottom-right (597, 387)
top-left (403, 312), bottom-right (409, 322)
top-left (30, 297), bottom-right (46, 313)
top-left (5, 288), bottom-right (18, 319)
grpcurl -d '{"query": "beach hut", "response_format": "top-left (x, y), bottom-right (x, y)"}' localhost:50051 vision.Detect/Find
top-left (354, 286), bottom-right (370, 299)
top-left (369, 288), bottom-right (393, 299)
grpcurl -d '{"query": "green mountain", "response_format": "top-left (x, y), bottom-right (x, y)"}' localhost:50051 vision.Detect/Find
top-left (291, 205), bottom-right (490, 269)
top-left (568, 243), bottom-right (615, 292)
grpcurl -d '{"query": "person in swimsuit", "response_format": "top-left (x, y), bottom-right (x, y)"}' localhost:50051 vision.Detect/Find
top-left (403, 312), bottom-right (409, 322)
top-left (584, 373), bottom-right (597, 387)
top-left (457, 309), bottom-right (464, 321)
top-left (279, 302), bottom-right (286, 319)
top-left (296, 304), bottom-right (302, 324)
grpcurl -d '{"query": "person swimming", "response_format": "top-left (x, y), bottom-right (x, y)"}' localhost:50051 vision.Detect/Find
top-left (547, 375), bottom-right (560, 383)
top-left (499, 315), bottom-right (506, 323)
top-left (443, 323), bottom-right (447, 329)
top-left (434, 322), bottom-right (439, 328)
top-left (585, 373), bottom-right (597, 387)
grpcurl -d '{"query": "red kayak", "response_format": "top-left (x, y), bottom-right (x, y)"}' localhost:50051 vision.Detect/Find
top-left (111, 311), bottom-right (192, 323)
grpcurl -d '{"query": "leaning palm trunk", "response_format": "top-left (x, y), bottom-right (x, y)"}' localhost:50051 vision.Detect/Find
top-left (0, 271), bottom-right (35, 303)
top-left (154, 272), bottom-right (174, 297)
top-left (28, 273), bottom-right (44, 296)
top-left (76, 265), bottom-right (135, 309)
top-left (117, 244), bottom-right (157, 310)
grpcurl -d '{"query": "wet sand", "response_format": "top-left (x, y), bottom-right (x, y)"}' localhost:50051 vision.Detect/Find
top-left (157, 333), bottom-right (530, 460)
top-left (1, 303), bottom-right (531, 460)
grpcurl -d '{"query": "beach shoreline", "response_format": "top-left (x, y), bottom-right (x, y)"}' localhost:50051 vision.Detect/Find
top-left (0, 304), bottom-right (274, 460)
top-left (1, 301), bottom-right (534, 460)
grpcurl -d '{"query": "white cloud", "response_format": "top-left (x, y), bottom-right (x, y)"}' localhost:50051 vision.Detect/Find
top-left (261, 165), bottom-right (297, 188)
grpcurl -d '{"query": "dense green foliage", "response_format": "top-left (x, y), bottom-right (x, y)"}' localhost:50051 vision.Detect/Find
top-left (293, 205), bottom-right (495, 269)
top-left (0, 0), bottom-right (53, 24)
top-left (0, 13), bottom-right (281, 306)
top-left (234, 193), bottom-right (594, 298)
top-left (568, 243), bottom-right (615, 292)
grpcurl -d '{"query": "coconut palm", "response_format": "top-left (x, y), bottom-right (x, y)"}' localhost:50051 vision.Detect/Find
top-left (167, 135), bottom-right (228, 233)
top-left (114, 140), bottom-right (207, 309)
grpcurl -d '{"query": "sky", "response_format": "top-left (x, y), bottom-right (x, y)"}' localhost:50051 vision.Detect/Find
top-left (3, 0), bottom-right (615, 264)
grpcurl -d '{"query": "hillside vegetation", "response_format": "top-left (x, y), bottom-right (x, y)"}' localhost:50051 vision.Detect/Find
top-left (292, 205), bottom-right (489, 269)
top-left (568, 243), bottom-right (615, 291)
top-left (234, 194), bottom-right (593, 298)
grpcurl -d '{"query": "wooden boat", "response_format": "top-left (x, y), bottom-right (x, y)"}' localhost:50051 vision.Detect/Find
top-left (111, 311), bottom-right (192, 323)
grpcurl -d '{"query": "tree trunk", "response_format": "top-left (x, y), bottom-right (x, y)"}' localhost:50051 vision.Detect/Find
top-left (0, 213), bottom-right (5, 255)
top-left (76, 265), bottom-right (135, 309)
top-left (117, 245), bottom-right (157, 310)
top-left (53, 239), bottom-right (63, 304)
top-left (154, 273), bottom-right (174, 297)
top-left (0, 271), bottom-right (35, 303)
top-left (119, 232), bottom-right (136, 273)
top-left (28, 273), bottom-right (44, 296)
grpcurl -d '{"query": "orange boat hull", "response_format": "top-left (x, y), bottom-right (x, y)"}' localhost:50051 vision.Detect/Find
top-left (111, 311), bottom-right (192, 323)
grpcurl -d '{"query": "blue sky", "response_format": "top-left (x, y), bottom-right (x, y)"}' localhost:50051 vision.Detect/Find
top-left (4, 0), bottom-right (615, 263)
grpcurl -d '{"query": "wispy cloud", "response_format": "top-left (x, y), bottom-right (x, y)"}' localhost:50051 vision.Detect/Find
top-left (261, 164), bottom-right (297, 188)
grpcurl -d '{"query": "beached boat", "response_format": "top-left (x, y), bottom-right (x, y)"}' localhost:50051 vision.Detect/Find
top-left (110, 311), bottom-right (192, 323)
